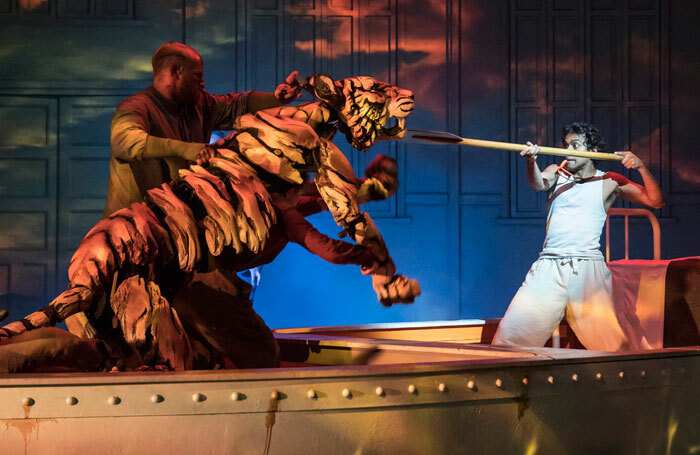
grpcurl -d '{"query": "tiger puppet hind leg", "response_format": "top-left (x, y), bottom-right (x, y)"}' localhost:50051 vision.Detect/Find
top-left (0, 73), bottom-right (420, 371)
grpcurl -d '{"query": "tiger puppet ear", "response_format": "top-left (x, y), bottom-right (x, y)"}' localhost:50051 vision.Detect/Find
top-left (309, 74), bottom-right (344, 109)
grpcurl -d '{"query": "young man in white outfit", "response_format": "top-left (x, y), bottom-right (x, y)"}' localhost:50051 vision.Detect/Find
top-left (492, 122), bottom-right (665, 351)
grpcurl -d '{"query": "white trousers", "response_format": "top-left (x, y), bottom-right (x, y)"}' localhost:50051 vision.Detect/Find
top-left (492, 257), bottom-right (629, 351)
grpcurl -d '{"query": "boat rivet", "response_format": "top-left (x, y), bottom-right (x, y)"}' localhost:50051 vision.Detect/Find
top-left (547, 376), bottom-right (554, 384)
top-left (107, 396), bottom-right (120, 405)
top-left (467, 380), bottom-right (475, 390)
top-left (571, 374), bottom-right (579, 382)
top-left (640, 370), bottom-right (647, 378)
top-left (522, 378), bottom-right (528, 386)
top-left (438, 383), bottom-right (447, 392)
top-left (231, 392), bottom-right (240, 401)
top-left (407, 384), bottom-right (417, 394)
top-left (495, 379), bottom-right (503, 388)
top-left (595, 373), bottom-right (602, 381)
top-left (150, 394), bottom-right (163, 403)
top-left (306, 389), bottom-right (316, 399)
top-left (21, 397), bottom-right (34, 407)
top-left (66, 396), bottom-right (78, 406)
top-left (342, 388), bottom-right (351, 398)
top-left (618, 371), bottom-right (624, 379)
top-left (270, 391), bottom-right (280, 400)
top-left (192, 393), bottom-right (205, 402)
top-left (375, 386), bottom-right (384, 397)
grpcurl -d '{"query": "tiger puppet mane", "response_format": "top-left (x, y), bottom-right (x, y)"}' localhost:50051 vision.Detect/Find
top-left (0, 74), bottom-right (420, 370)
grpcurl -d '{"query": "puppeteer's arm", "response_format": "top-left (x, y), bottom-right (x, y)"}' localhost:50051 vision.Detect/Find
top-left (111, 110), bottom-right (204, 163)
top-left (246, 71), bottom-right (303, 113)
top-left (273, 198), bottom-right (376, 267)
top-left (295, 195), bottom-right (327, 217)
top-left (609, 152), bottom-right (665, 209)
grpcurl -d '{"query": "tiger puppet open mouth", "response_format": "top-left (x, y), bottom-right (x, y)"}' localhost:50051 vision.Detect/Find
top-left (308, 75), bottom-right (415, 152)
top-left (0, 74), bottom-right (420, 371)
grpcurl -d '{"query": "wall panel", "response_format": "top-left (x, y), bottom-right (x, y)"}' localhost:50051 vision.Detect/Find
top-left (291, 0), bottom-right (314, 8)
top-left (250, 15), bottom-right (280, 90)
top-left (629, 0), bottom-right (653, 10)
top-left (590, 106), bottom-right (619, 150)
top-left (253, 0), bottom-right (278, 9)
top-left (628, 106), bottom-right (656, 169)
top-left (58, 0), bottom-right (91, 16)
top-left (552, 107), bottom-right (579, 143)
top-left (591, 0), bottom-right (616, 10)
top-left (19, 0), bottom-right (51, 15)
top-left (0, 159), bottom-right (48, 197)
top-left (289, 15), bottom-right (317, 77)
top-left (0, 213), bottom-right (46, 250)
top-left (0, 265), bottom-right (8, 313)
top-left (513, 108), bottom-right (543, 214)
top-left (57, 97), bottom-right (119, 289)
top-left (552, 17), bottom-right (579, 102)
top-left (324, 16), bottom-right (354, 78)
top-left (590, 17), bottom-right (618, 102)
top-left (364, 15), bottom-right (391, 81)
top-left (514, 17), bottom-right (540, 103)
top-left (8, 263), bottom-right (47, 324)
top-left (96, 0), bottom-right (131, 17)
top-left (0, 105), bottom-right (51, 147)
top-left (0, 96), bottom-right (57, 317)
top-left (330, 0), bottom-right (352, 9)
top-left (628, 16), bottom-right (656, 101)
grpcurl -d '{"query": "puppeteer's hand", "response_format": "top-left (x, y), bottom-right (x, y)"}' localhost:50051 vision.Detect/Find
top-left (274, 71), bottom-right (303, 104)
top-left (615, 151), bottom-right (645, 170)
top-left (521, 141), bottom-right (540, 160)
top-left (357, 154), bottom-right (399, 204)
top-left (367, 154), bottom-right (399, 196)
top-left (195, 144), bottom-right (217, 165)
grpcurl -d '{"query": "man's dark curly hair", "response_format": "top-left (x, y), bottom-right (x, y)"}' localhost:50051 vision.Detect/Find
top-left (562, 122), bottom-right (608, 153)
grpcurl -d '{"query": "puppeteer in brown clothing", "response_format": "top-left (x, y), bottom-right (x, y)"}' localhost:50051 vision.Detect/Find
top-left (104, 41), bottom-right (302, 216)
top-left (105, 86), bottom-right (251, 216)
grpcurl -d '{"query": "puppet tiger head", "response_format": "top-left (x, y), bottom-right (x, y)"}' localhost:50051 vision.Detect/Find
top-left (306, 74), bottom-right (414, 152)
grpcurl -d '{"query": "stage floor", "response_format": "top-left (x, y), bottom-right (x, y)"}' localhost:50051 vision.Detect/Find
top-left (2, 320), bottom-right (699, 454)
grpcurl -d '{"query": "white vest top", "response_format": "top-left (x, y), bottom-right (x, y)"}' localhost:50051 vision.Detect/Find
top-left (540, 170), bottom-right (606, 259)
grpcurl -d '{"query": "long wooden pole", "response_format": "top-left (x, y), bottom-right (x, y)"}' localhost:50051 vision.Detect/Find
top-left (406, 130), bottom-right (624, 161)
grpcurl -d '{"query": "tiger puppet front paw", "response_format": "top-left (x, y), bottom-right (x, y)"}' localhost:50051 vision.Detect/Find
top-left (372, 274), bottom-right (421, 307)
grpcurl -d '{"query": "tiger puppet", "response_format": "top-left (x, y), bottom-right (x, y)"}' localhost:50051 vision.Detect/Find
top-left (0, 74), bottom-right (420, 372)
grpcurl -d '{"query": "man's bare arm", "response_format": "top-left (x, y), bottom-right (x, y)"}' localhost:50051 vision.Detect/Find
top-left (610, 152), bottom-right (665, 208)
top-left (522, 142), bottom-right (559, 191)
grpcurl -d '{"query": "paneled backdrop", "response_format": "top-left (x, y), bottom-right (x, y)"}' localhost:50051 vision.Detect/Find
top-left (0, 0), bottom-right (698, 329)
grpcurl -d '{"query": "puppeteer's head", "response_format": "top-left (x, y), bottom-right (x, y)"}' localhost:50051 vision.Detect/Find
top-left (561, 121), bottom-right (608, 173)
top-left (152, 42), bottom-right (205, 105)
top-left (306, 74), bottom-right (415, 152)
